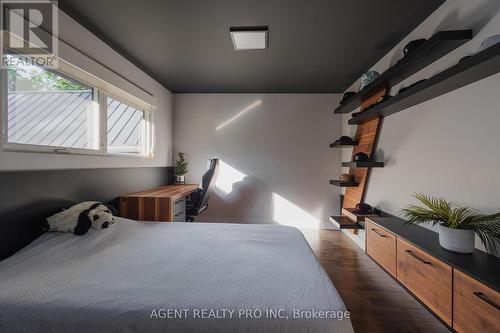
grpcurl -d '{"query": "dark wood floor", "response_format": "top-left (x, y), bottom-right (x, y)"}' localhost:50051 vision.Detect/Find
top-left (301, 229), bottom-right (450, 333)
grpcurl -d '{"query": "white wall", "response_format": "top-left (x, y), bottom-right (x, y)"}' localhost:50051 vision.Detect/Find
top-left (0, 10), bottom-right (173, 171)
top-left (339, 0), bottom-right (500, 255)
top-left (174, 94), bottom-right (341, 229)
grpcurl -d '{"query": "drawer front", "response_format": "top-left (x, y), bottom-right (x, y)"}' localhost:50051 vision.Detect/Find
top-left (453, 270), bottom-right (500, 333)
top-left (366, 221), bottom-right (397, 276)
top-left (172, 210), bottom-right (186, 222)
top-left (173, 198), bottom-right (186, 215)
top-left (397, 238), bottom-right (452, 325)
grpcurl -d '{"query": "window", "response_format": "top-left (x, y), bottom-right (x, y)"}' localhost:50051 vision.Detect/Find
top-left (6, 55), bottom-right (99, 150)
top-left (106, 96), bottom-right (149, 156)
top-left (2, 55), bottom-right (154, 158)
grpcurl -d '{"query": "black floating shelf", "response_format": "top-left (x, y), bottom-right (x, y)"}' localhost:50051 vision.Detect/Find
top-left (330, 141), bottom-right (359, 148)
top-left (330, 180), bottom-right (359, 187)
top-left (329, 216), bottom-right (363, 229)
top-left (335, 30), bottom-right (472, 115)
top-left (349, 41), bottom-right (500, 125)
top-left (342, 161), bottom-right (385, 168)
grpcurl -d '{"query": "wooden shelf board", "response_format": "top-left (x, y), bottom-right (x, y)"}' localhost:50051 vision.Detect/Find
top-left (329, 216), bottom-right (363, 229)
top-left (342, 208), bottom-right (380, 223)
top-left (330, 141), bottom-right (359, 148)
top-left (349, 41), bottom-right (500, 125)
top-left (330, 180), bottom-right (359, 187)
top-left (335, 29), bottom-right (472, 115)
top-left (342, 161), bottom-right (385, 168)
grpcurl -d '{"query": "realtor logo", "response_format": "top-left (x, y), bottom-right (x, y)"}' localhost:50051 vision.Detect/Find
top-left (1, 0), bottom-right (58, 68)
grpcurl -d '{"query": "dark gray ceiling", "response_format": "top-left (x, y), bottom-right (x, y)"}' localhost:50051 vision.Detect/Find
top-left (59, 0), bottom-right (445, 93)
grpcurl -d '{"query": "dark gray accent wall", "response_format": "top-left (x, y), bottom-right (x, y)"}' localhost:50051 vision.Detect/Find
top-left (0, 167), bottom-right (174, 260)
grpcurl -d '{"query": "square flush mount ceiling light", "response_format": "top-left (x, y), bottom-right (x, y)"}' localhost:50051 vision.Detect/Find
top-left (230, 26), bottom-right (268, 51)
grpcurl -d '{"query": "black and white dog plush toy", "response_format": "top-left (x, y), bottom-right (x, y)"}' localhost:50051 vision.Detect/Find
top-left (46, 202), bottom-right (117, 236)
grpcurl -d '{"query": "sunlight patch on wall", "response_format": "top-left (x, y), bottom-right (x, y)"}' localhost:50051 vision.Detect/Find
top-left (214, 161), bottom-right (320, 229)
top-left (215, 160), bottom-right (247, 194)
top-left (273, 193), bottom-right (320, 229)
top-left (216, 100), bottom-right (262, 131)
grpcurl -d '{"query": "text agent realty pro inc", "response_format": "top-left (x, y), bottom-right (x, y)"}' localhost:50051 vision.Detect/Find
top-left (150, 308), bottom-right (351, 320)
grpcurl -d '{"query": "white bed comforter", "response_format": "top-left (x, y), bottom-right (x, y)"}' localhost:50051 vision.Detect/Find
top-left (0, 218), bottom-right (354, 333)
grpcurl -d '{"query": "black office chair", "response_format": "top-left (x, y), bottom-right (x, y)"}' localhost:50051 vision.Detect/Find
top-left (186, 158), bottom-right (219, 222)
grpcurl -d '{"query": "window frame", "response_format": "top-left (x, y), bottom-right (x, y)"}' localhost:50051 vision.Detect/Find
top-left (0, 61), bottom-right (155, 159)
top-left (103, 92), bottom-right (153, 159)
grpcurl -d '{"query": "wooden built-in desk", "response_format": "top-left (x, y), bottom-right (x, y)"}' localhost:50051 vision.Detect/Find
top-left (119, 185), bottom-right (198, 222)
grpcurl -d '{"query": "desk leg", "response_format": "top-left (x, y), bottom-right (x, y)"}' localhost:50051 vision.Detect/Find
top-left (159, 197), bottom-right (172, 222)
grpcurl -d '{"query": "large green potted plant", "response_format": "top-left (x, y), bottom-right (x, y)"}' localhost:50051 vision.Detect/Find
top-left (402, 193), bottom-right (500, 254)
top-left (175, 152), bottom-right (188, 184)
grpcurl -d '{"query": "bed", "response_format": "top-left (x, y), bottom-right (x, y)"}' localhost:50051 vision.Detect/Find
top-left (0, 218), bottom-right (354, 333)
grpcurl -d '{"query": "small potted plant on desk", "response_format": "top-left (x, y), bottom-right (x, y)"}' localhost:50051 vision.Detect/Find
top-left (175, 152), bottom-right (188, 185)
top-left (402, 193), bottom-right (500, 254)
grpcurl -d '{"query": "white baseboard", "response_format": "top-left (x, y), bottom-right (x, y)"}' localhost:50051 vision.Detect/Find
top-left (341, 229), bottom-right (366, 250)
top-left (194, 217), bottom-right (275, 224)
top-left (194, 217), bottom-right (338, 230)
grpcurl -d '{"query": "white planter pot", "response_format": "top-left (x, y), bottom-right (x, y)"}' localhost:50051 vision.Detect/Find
top-left (175, 175), bottom-right (185, 184)
top-left (438, 224), bottom-right (475, 254)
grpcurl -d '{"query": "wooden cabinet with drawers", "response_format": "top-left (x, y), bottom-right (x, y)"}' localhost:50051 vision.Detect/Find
top-left (366, 221), bottom-right (397, 276)
top-left (397, 238), bottom-right (452, 325)
top-left (365, 217), bottom-right (499, 332)
top-left (453, 270), bottom-right (500, 333)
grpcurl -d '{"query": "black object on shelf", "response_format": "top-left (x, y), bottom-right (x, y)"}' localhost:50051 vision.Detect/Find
top-left (330, 136), bottom-right (358, 148)
top-left (334, 30), bottom-right (472, 115)
top-left (330, 180), bottom-right (359, 187)
top-left (329, 216), bottom-right (363, 229)
top-left (349, 41), bottom-right (500, 125)
top-left (342, 161), bottom-right (385, 168)
top-left (353, 152), bottom-right (370, 162)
